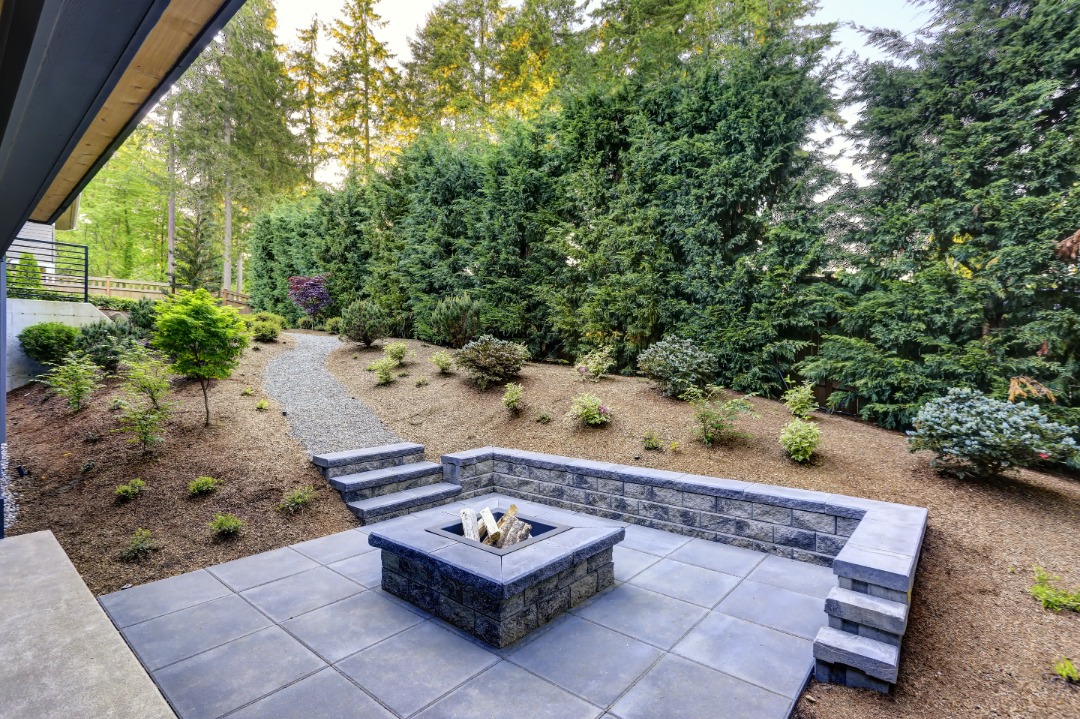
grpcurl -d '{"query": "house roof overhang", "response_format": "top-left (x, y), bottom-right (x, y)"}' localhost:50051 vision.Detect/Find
top-left (0, 0), bottom-right (248, 252)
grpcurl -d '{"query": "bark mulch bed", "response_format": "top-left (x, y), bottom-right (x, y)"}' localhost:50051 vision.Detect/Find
top-left (328, 337), bottom-right (1080, 719)
top-left (5, 336), bottom-right (357, 596)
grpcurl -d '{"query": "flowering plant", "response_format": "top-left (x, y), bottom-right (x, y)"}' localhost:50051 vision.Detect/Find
top-left (287, 275), bottom-right (332, 319)
top-left (907, 388), bottom-right (1078, 478)
top-left (568, 392), bottom-right (613, 426)
top-left (575, 346), bottom-right (615, 383)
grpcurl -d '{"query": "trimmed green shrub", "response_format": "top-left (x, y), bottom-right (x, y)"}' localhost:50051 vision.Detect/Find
top-left (42, 352), bottom-right (103, 411)
top-left (340, 298), bottom-right (390, 346)
top-left (431, 350), bottom-right (454, 373)
top-left (18, 322), bottom-right (78, 365)
top-left (783, 380), bottom-right (817, 419)
top-left (907, 388), bottom-right (1078, 478)
top-left (89, 295), bottom-right (138, 311)
top-left (324, 317), bottom-right (342, 334)
top-left (188, 475), bottom-right (219, 496)
top-left (535, 412), bottom-right (552, 424)
top-left (296, 316), bottom-right (315, 329)
top-left (455, 335), bottom-right (529, 390)
top-left (567, 392), bottom-right (613, 426)
top-left (780, 419), bottom-right (820, 463)
top-left (638, 337), bottom-right (717, 397)
top-left (502, 383), bottom-right (524, 413)
top-left (576, 346), bottom-right (615, 383)
top-left (120, 529), bottom-right (155, 562)
top-left (430, 293), bottom-right (483, 348)
top-left (279, 485), bottom-right (316, 513)
top-left (251, 320), bottom-right (281, 342)
top-left (385, 341), bottom-right (408, 364)
top-left (128, 298), bottom-right (158, 336)
top-left (75, 318), bottom-right (138, 372)
top-left (368, 357), bottom-right (397, 385)
top-left (252, 311), bottom-right (287, 328)
top-left (114, 478), bottom-right (146, 501)
top-left (209, 512), bottom-right (244, 538)
top-left (683, 386), bottom-right (755, 446)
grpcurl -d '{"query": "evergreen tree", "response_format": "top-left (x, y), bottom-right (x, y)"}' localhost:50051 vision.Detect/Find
top-left (286, 16), bottom-right (327, 183)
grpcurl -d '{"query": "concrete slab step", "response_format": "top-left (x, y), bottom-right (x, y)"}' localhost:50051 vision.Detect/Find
top-left (347, 482), bottom-right (462, 523)
top-left (824, 586), bottom-right (908, 636)
top-left (312, 442), bottom-right (425, 479)
top-left (330, 462), bottom-right (445, 501)
top-left (813, 626), bottom-right (900, 684)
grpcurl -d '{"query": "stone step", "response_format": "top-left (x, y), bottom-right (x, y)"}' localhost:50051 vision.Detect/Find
top-left (347, 482), bottom-right (462, 523)
top-left (330, 462), bottom-right (445, 502)
top-left (813, 626), bottom-right (900, 684)
top-left (825, 586), bottom-right (908, 643)
top-left (311, 442), bottom-right (425, 479)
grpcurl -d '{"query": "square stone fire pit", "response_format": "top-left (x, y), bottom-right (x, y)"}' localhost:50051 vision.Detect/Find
top-left (368, 506), bottom-right (623, 647)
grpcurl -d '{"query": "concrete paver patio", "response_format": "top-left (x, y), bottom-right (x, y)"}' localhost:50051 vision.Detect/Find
top-left (101, 493), bottom-right (836, 719)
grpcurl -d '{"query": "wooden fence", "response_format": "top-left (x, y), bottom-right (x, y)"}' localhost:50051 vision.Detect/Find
top-left (86, 276), bottom-right (251, 312)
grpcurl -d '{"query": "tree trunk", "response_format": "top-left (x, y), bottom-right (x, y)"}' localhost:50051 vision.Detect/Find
top-left (167, 96), bottom-right (176, 290)
top-left (236, 251), bottom-right (243, 294)
top-left (223, 121), bottom-right (233, 294)
top-left (200, 379), bottom-right (211, 426)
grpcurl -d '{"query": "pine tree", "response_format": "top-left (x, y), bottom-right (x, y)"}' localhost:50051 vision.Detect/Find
top-left (326, 0), bottom-right (397, 170)
top-left (286, 16), bottom-right (327, 183)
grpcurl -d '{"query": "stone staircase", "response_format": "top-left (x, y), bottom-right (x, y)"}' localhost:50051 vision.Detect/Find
top-left (311, 442), bottom-right (461, 523)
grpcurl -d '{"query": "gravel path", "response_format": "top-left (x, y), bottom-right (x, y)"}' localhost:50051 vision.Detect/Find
top-left (262, 332), bottom-right (401, 455)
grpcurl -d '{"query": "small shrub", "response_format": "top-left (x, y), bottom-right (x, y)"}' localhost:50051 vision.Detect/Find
top-left (120, 529), bottom-right (155, 562)
top-left (415, 377), bottom-right (429, 387)
top-left (114, 478), bottom-right (146, 502)
top-left (638, 337), bottom-right (717, 397)
top-left (251, 311), bottom-right (287, 329)
top-left (385, 341), bottom-right (408, 364)
top-left (369, 357), bottom-right (396, 385)
top-left (1030, 566), bottom-right (1080, 612)
top-left (250, 320), bottom-right (281, 342)
top-left (117, 345), bottom-right (172, 412)
top-left (576, 346), bottom-right (615, 383)
top-left (81, 459), bottom-right (96, 474)
top-left (643, 431), bottom-right (664, 451)
top-left (118, 403), bottom-right (171, 452)
top-left (288, 274), bottom-right (332, 320)
top-left (907, 388), bottom-right (1078, 478)
top-left (455, 335), bottom-right (529, 390)
top-left (782, 379), bottom-right (817, 419)
top-left (18, 322), bottom-right (78, 365)
top-left (568, 392), bottom-right (613, 427)
top-left (109, 397), bottom-right (127, 411)
top-left (241, 386), bottom-right (254, 396)
top-left (41, 352), bottom-right (103, 411)
top-left (1055, 657), bottom-right (1079, 684)
top-left (188, 475), bottom-right (219, 496)
top-left (296, 316), bottom-right (315, 330)
top-left (209, 512), bottom-right (244, 538)
top-left (503, 383), bottom-right (524, 413)
top-left (76, 318), bottom-right (137, 371)
top-left (536, 412), bottom-right (552, 424)
top-left (128, 298), bottom-right (158, 336)
top-left (324, 316), bottom-right (342, 334)
top-left (340, 298), bottom-right (390, 346)
top-left (669, 440), bottom-right (681, 453)
top-left (431, 350), bottom-right (454, 374)
top-left (780, 419), bottom-right (821, 463)
top-left (683, 386), bottom-right (755, 446)
top-left (430, 293), bottom-right (483, 348)
top-left (279, 485), bottom-right (316, 513)
top-left (255, 399), bottom-right (269, 411)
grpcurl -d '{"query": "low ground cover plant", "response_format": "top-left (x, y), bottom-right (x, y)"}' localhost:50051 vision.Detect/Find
top-left (683, 386), bottom-right (755, 446)
top-left (209, 512), bottom-right (244, 538)
top-left (908, 388), bottom-right (1078, 478)
top-left (576, 346), bottom-right (615, 383)
top-left (42, 352), bottom-right (103, 411)
top-left (431, 350), bottom-right (454, 374)
top-left (783, 379), bottom-right (817, 419)
top-left (120, 529), bottom-right (155, 562)
top-left (114, 478), bottom-right (146, 502)
top-left (1030, 566), bottom-right (1080, 612)
top-left (18, 322), bottom-right (78, 365)
top-left (780, 419), bottom-right (820, 463)
top-left (1055, 657), bottom-right (1079, 684)
top-left (255, 399), bottom-right (270, 411)
top-left (429, 293), bottom-right (483, 348)
top-left (643, 430), bottom-right (664, 451)
top-left (502, 382), bottom-right (524, 414)
top-left (455, 335), bottom-right (529, 389)
top-left (340, 298), bottom-right (390, 346)
top-left (638, 337), bottom-right (717, 397)
top-left (188, 475), bottom-right (219, 496)
top-left (568, 392), bottom-right (612, 426)
top-left (279, 485), bottom-right (316, 513)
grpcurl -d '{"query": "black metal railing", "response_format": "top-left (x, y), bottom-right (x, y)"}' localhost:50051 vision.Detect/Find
top-left (4, 236), bottom-right (88, 303)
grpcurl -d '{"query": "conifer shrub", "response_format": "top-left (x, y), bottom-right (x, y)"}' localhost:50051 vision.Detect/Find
top-left (120, 529), bottom-right (155, 562)
top-left (455, 335), bottom-right (529, 390)
top-left (209, 512), bottom-right (244, 538)
top-left (907, 388), bottom-right (1078, 478)
top-left (76, 318), bottom-right (138, 372)
top-left (324, 317), bottom-right (342, 334)
top-left (385, 341), bottom-right (409, 364)
top-left (188, 476), bottom-right (219, 496)
top-left (368, 357), bottom-right (397, 385)
top-left (780, 419), bottom-right (820, 463)
top-left (431, 350), bottom-right (454, 374)
top-left (42, 352), bottom-right (103, 411)
top-left (128, 298), bottom-right (158, 336)
top-left (279, 485), bottom-right (316, 513)
top-left (430, 293), bottom-right (483, 348)
top-left (18, 322), bottom-right (78, 365)
top-left (340, 298), bottom-right (390, 346)
top-left (297, 316), bottom-right (315, 329)
top-left (638, 337), bottom-right (717, 397)
top-left (251, 320), bottom-right (281, 342)
top-left (114, 478), bottom-right (146, 502)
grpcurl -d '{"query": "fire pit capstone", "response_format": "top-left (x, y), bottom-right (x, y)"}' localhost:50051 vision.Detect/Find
top-left (368, 504), bottom-right (623, 647)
